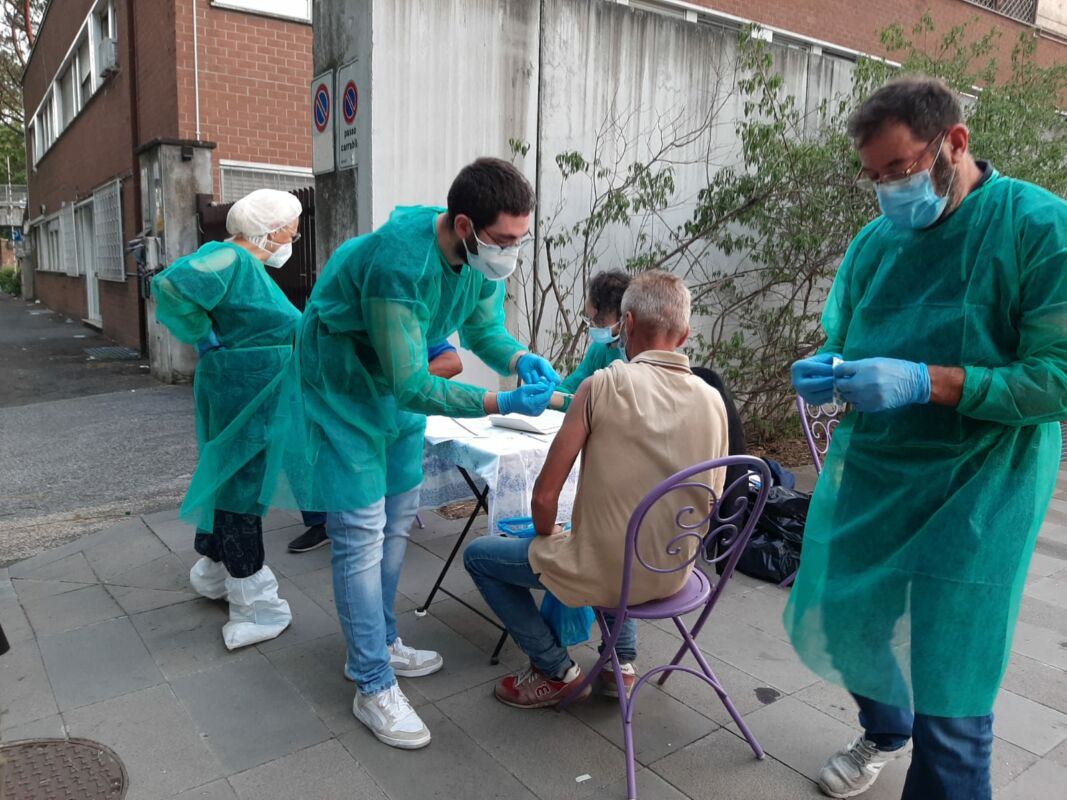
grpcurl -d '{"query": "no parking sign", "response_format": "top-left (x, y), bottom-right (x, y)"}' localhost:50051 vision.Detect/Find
top-left (336, 61), bottom-right (362, 171)
top-left (311, 70), bottom-right (335, 174)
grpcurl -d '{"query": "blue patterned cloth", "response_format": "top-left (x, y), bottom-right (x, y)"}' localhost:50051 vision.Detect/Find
top-left (420, 416), bottom-right (580, 531)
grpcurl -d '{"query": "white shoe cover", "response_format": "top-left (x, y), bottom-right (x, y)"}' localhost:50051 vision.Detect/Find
top-left (222, 565), bottom-right (292, 650)
top-left (189, 557), bottom-right (228, 600)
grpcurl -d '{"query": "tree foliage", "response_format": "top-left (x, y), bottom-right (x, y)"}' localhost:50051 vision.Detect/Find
top-left (0, 0), bottom-right (43, 191)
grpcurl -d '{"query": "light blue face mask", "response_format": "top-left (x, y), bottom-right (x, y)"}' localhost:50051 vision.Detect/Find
top-left (588, 325), bottom-right (619, 346)
top-left (875, 169), bottom-right (950, 230)
top-left (873, 136), bottom-right (956, 230)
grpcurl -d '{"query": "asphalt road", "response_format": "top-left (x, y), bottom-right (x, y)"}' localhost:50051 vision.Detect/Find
top-left (0, 293), bottom-right (198, 564)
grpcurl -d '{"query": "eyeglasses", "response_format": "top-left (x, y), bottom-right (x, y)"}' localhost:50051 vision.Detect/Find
top-left (580, 312), bottom-right (618, 328)
top-left (856, 132), bottom-right (946, 191)
top-left (269, 228), bottom-right (301, 245)
top-left (475, 229), bottom-right (533, 250)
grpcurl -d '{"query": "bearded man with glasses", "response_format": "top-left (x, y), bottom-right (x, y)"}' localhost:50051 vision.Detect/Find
top-left (787, 77), bottom-right (1067, 800)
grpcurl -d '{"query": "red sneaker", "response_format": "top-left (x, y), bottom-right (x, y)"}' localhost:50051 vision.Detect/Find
top-left (494, 663), bottom-right (592, 709)
top-left (599, 662), bottom-right (637, 698)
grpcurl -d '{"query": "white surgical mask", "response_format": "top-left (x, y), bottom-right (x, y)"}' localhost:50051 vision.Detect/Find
top-left (464, 230), bottom-right (523, 281)
top-left (264, 242), bottom-right (292, 269)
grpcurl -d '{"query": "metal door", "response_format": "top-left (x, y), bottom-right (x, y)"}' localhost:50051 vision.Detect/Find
top-left (196, 187), bottom-right (317, 310)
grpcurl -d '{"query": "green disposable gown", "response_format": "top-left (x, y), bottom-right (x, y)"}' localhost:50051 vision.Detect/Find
top-left (298, 206), bottom-right (526, 511)
top-left (153, 242), bottom-right (302, 531)
top-left (558, 341), bottom-right (624, 394)
top-left (784, 170), bottom-right (1067, 716)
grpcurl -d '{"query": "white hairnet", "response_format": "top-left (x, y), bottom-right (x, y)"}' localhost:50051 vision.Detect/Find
top-left (226, 189), bottom-right (302, 238)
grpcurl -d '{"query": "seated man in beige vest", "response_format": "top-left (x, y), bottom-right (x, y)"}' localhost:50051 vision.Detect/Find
top-left (464, 270), bottom-right (730, 708)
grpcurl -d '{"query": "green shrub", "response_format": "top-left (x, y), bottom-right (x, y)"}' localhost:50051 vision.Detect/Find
top-left (0, 266), bottom-right (20, 297)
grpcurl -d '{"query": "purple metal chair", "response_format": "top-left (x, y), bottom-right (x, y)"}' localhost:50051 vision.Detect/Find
top-left (796, 395), bottom-right (845, 475)
top-left (558, 456), bottom-right (773, 800)
top-left (778, 396), bottom-right (846, 588)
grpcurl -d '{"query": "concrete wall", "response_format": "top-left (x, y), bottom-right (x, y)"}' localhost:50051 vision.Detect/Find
top-left (314, 0), bottom-right (1066, 389)
top-left (311, 0), bottom-right (865, 388)
top-left (369, 0), bottom-right (540, 229)
top-left (1038, 0), bottom-right (1067, 36)
top-left (143, 143), bottom-right (213, 382)
top-left (367, 0), bottom-right (541, 390)
top-left (311, 0), bottom-right (372, 258)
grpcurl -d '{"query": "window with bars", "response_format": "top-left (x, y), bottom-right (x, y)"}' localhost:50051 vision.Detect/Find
top-left (219, 163), bottom-right (314, 204)
top-left (92, 182), bottom-right (125, 282)
top-left (33, 183), bottom-right (125, 280)
top-left (33, 217), bottom-right (62, 273)
top-left (967, 0), bottom-right (1038, 24)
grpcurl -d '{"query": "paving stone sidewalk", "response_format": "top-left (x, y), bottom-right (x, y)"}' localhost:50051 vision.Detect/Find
top-left (2, 476), bottom-right (1067, 800)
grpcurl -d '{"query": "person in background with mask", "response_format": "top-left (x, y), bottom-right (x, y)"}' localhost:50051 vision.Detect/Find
top-left (287, 339), bottom-right (464, 554)
top-left (153, 188), bottom-right (304, 651)
top-left (557, 270), bottom-right (629, 397)
top-left (788, 78), bottom-right (1067, 800)
top-left (298, 157), bottom-right (560, 750)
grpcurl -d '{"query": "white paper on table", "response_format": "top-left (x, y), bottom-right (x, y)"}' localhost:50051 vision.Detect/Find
top-left (424, 415), bottom-right (486, 445)
top-left (488, 409), bottom-right (565, 435)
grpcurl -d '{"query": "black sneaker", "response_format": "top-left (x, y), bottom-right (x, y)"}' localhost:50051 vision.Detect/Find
top-left (287, 524), bottom-right (329, 553)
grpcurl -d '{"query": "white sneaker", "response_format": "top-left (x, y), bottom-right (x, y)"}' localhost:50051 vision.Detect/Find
top-left (189, 557), bottom-right (228, 600)
top-left (343, 637), bottom-right (444, 681)
top-left (818, 737), bottom-right (907, 798)
top-left (388, 637), bottom-right (443, 678)
top-left (353, 684), bottom-right (431, 749)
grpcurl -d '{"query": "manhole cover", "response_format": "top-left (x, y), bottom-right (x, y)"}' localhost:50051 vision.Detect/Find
top-left (0, 738), bottom-right (127, 800)
top-left (84, 346), bottom-right (141, 361)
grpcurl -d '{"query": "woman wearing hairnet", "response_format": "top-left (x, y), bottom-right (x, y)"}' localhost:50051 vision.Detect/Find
top-left (152, 188), bottom-right (303, 650)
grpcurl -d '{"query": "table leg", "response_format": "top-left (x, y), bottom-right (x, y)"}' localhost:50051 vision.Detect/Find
top-left (415, 468), bottom-right (489, 615)
top-left (415, 467), bottom-right (510, 664)
top-left (490, 630), bottom-right (508, 665)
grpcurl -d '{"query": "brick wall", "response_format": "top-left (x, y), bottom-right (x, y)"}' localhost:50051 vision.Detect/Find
top-left (134, 0), bottom-right (180, 144)
top-left (174, 0), bottom-right (313, 198)
top-left (33, 272), bottom-right (88, 321)
top-left (24, 0), bottom-right (144, 349)
top-left (24, 1), bottom-right (311, 351)
top-left (686, 0), bottom-right (1065, 70)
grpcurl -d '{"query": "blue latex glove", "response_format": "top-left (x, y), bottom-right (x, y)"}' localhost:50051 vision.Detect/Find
top-left (517, 353), bottom-right (561, 388)
top-left (196, 330), bottom-right (224, 357)
top-left (791, 353), bottom-right (839, 405)
top-left (497, 381), bottom-right (554, 416)
top-left (833, 357), bottom-right (931, 412)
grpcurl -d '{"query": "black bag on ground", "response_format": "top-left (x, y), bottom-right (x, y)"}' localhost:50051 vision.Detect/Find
top-left (735, 486), bottom-right (810, 584)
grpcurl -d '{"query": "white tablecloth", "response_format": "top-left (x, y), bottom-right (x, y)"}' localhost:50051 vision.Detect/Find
top-left (420, 416), bottom-right (580, 531)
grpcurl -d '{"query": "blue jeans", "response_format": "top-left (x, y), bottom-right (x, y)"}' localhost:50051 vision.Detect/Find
top-left (301, 511), bottom-right (327, 527)
top-left (854, 694), bottom-right (993, 800)
top-left (328, 487), bottom-right (421, 695)
top-left (463, 535), bottom-right (637, 676)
